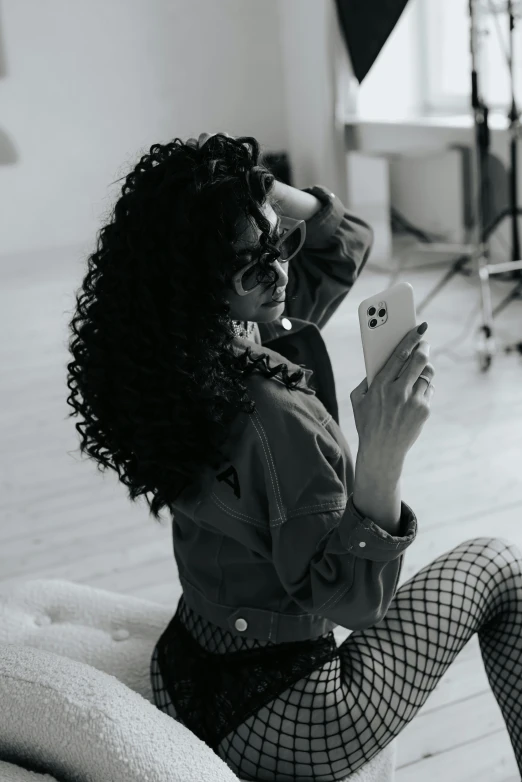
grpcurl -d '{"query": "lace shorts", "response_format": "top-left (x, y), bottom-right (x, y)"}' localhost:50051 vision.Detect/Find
top-left (151, 595), bottom-right (339, 753)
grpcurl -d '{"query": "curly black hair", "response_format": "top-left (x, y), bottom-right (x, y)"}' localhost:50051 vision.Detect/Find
top-left (66, 134), bottom-right (305, 525)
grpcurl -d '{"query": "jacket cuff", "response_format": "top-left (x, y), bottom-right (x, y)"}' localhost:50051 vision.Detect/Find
top-left (339, 494), bottom-right (417, 562)
top-left (300, 185), bottom-right (345, 248)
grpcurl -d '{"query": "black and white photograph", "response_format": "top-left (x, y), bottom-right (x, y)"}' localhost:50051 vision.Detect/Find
top-left (1, 1), bottom-right (522, 781)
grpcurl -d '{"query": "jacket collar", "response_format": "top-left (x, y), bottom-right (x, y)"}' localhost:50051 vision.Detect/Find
top-left (231, 317), bottom-right (315, 389)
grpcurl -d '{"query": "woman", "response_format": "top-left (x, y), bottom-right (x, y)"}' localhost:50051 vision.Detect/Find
top-left (66, 133), bottom-right (522, 781)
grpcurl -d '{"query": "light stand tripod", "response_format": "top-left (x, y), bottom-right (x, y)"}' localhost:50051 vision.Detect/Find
top-left (415, 0), bottom-right (522, 370)
top-left (482, 0), bottom-right (522, 282)
top-left (478, 0), bottom-right (522, 365)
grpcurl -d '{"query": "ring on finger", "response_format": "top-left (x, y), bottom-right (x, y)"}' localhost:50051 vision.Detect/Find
top-left (419, 373), bottom-right (435, 392)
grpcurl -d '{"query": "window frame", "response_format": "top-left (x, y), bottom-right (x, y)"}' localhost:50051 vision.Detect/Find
top-left (419, 0), bottom-right (522, 116)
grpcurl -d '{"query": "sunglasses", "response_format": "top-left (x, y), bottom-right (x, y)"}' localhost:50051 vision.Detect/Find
top-left (231, 216), bottom-right (306, 297)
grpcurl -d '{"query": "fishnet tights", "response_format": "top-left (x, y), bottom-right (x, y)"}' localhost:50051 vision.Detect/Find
top-left (150, 537), bottom-right (522, 781)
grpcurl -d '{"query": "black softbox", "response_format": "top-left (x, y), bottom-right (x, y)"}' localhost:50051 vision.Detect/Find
top-left (334, 0), bottom-right (410, 84)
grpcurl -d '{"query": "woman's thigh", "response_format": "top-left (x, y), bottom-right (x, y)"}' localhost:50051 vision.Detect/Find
top-left (218, 536), bottom-right (521, 781)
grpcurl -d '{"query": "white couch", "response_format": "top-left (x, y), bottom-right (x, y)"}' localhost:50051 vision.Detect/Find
top-left (0, 579), bottom-right (397, 782)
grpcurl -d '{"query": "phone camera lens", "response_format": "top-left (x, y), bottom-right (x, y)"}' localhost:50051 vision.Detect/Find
top-left (369, 318), bottom-right (377, 328)
top-left (378, 308), bottom-right (386, 318)
top-left (368, 307), bottom-right (376, 316)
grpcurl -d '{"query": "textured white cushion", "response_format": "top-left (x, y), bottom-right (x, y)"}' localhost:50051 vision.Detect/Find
top-left (0, 641), bottom-right (239, 782)
top-left (0, 761), bottom-right (56, 781)
top-left (0, 578), bottom-right (396, 782)
top-left (0, 577), bottom-right (172, 703)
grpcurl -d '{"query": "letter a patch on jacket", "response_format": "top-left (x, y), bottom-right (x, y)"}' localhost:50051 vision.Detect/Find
top-left (216, 465), bottom-right (241, 499)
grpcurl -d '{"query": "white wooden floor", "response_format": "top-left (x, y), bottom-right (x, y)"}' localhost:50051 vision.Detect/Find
top-left (1, 238), bottom-right (522, 781)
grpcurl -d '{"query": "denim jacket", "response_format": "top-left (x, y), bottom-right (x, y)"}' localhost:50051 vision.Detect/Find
top-left (172, 185), bottom-right (418, 644)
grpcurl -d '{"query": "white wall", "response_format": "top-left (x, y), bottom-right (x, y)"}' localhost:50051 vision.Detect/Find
top-left (0, 0), bottom-right (290, 258)
top-left (2, 0), bottom-right (442, 264)
top-left (276, 0), bottom-right (357, 206)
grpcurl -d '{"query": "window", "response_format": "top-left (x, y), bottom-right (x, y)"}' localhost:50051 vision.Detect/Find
top-left (420, 0), bottom-right (522, 114)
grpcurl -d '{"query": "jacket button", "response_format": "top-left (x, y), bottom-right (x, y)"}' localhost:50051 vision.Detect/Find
top-left (235, 618), bottom-right (248, 632)
top-left (281, 318), bottom-right (292, 331)
top-left (359, 541), bottom-right (366, 548)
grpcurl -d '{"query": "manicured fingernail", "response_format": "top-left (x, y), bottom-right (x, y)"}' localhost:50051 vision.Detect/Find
top-left (417, 322), bottom-right (428, 334)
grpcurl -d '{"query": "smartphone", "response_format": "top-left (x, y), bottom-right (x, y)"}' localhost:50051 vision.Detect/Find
top-left (358, 281), bottom-right (417, 387)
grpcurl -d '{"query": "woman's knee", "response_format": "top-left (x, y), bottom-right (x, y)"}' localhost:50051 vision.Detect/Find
top-left (457, 536), bottom-right (522, 573)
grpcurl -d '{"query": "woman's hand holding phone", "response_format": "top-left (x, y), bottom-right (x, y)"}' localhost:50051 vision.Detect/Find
top-left (350, 323), bottom-right (435, 532)
top-left (351, 323), bottom-right (435, 478)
